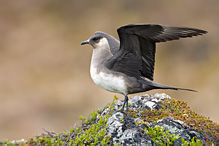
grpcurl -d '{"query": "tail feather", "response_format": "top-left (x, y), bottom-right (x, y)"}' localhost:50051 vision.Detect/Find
top-left (157, 85), bottom-right (197, 92)
top-left (142, 80), bottom-right (197, 92)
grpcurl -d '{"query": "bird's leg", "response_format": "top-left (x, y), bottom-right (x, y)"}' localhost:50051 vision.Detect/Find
top-left (125, 95), bottom-right (129, 111)
top-left (120, 95), bottom-right (129, 112)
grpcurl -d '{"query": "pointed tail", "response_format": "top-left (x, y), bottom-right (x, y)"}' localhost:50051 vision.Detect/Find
top-left (156, 85), bottom-right (197, 92)
top-left (142, 80), bottom-right (197, 92)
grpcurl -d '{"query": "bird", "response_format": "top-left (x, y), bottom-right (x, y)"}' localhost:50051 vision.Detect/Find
top-left (81, 24), bottom-right (207, 112)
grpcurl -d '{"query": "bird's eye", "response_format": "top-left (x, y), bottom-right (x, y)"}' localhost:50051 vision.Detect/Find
top-left (93, 37), bottom-right (100, 42)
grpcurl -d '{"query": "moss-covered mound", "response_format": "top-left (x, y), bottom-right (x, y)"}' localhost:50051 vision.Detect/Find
top-left (1, 93), bottom-right (218, 145)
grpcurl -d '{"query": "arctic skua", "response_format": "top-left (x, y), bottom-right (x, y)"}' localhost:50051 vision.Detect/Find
top-left (81, 24), bottom-right (207, 111)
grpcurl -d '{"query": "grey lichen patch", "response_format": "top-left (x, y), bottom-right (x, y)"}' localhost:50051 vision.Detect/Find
top-left (107, 112), bottom-right (124, 138)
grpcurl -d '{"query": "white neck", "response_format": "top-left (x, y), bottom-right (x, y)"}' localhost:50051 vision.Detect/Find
top-left (90, 38), bottom-right (113, 67)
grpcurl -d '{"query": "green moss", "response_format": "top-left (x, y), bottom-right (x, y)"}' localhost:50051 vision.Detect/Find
top-left (142, 124), bottom-right (206, 146)
top-left (0, 139), bottom-right (27, 146)
top-left (181, 137), bottom-right (203, 146)
top-left (73, 116), bottom-right (110, 145)
top-left (143, 125), bottom-right (180, 145)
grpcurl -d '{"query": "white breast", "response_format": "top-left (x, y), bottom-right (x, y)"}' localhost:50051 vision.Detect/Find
top-left (90, 65), bottom-right (127, 95)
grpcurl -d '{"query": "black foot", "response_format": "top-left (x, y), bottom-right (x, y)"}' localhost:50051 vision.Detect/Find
top-left (118, 95), bottom-right (129, 112)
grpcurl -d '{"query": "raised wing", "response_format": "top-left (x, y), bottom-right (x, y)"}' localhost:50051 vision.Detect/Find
top-left (115, 24), bottom-right (207, 80)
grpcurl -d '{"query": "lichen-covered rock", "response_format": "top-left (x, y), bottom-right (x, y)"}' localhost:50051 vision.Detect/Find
top-left (102, 93), bottom-right (218, 145)
top-left (104, 93), bottom-right (172, 145)
top-left (106, 111), bottom-right (152, 145)
top-left (154, 117), bottom-right (205, 145)
top-left (2, 93), bottom-right (218, 145)
top-left (105, 111), bottom-right (206, 145)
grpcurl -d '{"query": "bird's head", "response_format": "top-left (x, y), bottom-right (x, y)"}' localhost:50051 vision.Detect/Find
top-left (81, 34), bottom-right (109, 49)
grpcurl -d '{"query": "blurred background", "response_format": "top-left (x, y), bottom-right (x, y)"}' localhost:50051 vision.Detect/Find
top-left (0, 0), bottom-right (218, 140)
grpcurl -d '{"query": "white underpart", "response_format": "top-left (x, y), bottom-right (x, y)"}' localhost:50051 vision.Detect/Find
top-left (90, 66), bottom-right (127, 95)
top-left (90, 37), bottom-right (127, 95)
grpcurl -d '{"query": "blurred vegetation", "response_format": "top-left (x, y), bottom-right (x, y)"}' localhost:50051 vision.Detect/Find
top-left (0, 0), bottom-right (218, 140)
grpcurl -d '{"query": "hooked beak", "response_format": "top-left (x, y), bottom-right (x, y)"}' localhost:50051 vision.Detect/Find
top-left (81, 40), bottom-right (89, 45)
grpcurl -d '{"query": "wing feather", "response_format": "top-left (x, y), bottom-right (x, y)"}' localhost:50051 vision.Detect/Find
top-left (113, 24), bottom-right (207, 80)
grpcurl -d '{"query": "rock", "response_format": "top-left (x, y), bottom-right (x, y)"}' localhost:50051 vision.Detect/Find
top-left (106, 111), bottom-right (200, 145)
top-left (106, 111), bottom-right (153, 145)
top-left (101, 93), bottom-right (216, 145)
top-left (154, 117), bottom-right (205, 144)
top-left (107, 112), bottom-right (124, 138)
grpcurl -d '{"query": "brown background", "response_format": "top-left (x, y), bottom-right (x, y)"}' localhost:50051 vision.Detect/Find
top-left (0, 0), bottom-right (218, 140)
